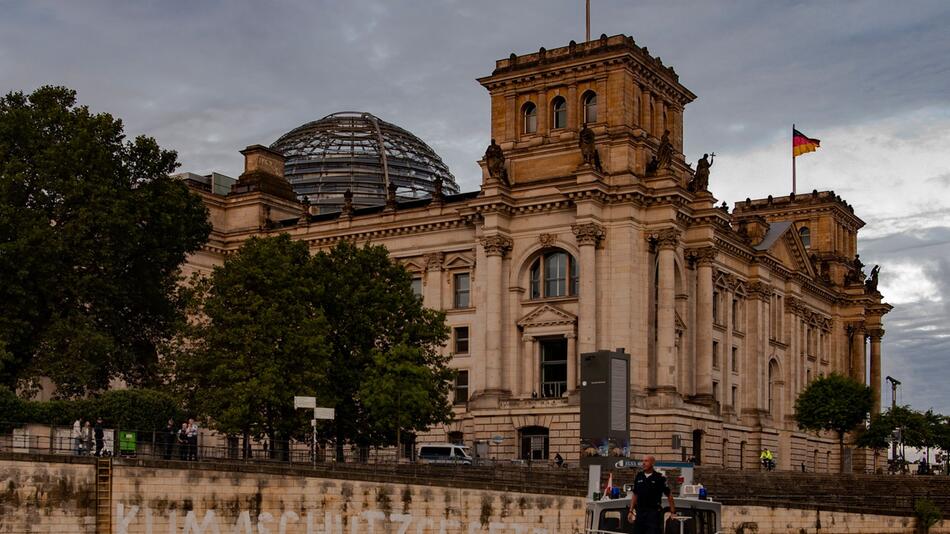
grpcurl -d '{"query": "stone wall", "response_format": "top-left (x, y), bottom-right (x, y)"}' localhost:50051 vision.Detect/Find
top-left (722, 505), bottom-right (950, 534)
top-left (0, 454), bottom-right (96, 534)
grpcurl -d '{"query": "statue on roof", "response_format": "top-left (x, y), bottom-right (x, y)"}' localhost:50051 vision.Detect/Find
top-left (865, 265), bottom-right (880, 294)
top-left (484, 138), bottom-right (510, 186)
top-left (656, 129), bottom-right (674, 171)
top-left (688, 153), bottom-right (715, 192)
top-left (579, 124), bottom-right (604, 173)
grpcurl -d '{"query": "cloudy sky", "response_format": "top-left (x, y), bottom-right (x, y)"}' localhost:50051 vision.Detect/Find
top-left (2, 1), bottom-right (948, 413)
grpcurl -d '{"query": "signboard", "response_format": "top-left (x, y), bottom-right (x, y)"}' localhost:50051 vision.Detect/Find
top-left (313, 407), bottom-right (335, 420)
top-left (491, 435), bottom-right (504, 444)
top-left (294, 396), bottom-right (316, 409)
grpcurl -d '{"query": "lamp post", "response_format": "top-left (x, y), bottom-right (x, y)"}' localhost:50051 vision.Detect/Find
top-left (885, 376), bottom-right (901, 464)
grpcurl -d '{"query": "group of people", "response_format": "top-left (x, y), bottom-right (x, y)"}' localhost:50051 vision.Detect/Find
top-left (161, 418), bottom-right (200, 461)
top-left (70, 418), bottom-right (105, 457)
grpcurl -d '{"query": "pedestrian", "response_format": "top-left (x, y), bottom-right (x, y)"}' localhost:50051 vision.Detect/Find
top-left (71, 419), bottom-right (82, 455)
top-left (626, 455), bottom-right (676, 534)
top-left (186, 418), bottom-right (199, 461)
top-left (163, 419), bottom-right (176, 460)
top-left (93, 418), bottom-right (104, 457)
top-left (554, 452), bottom-right (564, 468)
top-left (760, 448), bottom-right (775, 471)
top-left (82, 421), bottom-right (93, 455)
top-left (178, 422), bottom-right (189, 461)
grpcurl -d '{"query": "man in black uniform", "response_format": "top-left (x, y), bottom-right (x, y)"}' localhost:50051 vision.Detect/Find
top-left (627, 455), bottom-right (676, 534)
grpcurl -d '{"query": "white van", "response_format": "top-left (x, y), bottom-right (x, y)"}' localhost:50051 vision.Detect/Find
top-left (417, 444), bottom-right (473, 465)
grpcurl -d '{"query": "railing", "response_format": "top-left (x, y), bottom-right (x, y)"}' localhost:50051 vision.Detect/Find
top-left (0, 422), bottom-right (588, 495)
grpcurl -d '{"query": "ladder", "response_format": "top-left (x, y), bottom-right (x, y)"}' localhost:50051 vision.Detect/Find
top-left (96, 457), bottom-right (112, 533)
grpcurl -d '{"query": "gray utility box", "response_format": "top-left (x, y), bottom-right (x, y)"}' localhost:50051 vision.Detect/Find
top-left (579, 349), bottom-right (631, 469)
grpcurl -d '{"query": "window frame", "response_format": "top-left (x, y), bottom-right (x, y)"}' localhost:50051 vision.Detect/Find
top-left (454, 370), bottom-right (469, 405)
top-left (799, 226), bottom-right (811, 248)
top-left (453, 272), bottom-right (471, 309)
top-left (522, 102), bottom-right (538, 134)
top-left (539, 338), bottom-right (568, 398)
top-left (582, 91), bottom-right (598, 124)
top-left (453, 326), bottom-right (470, 355)
top-left (551, 96), bottom-right (567, 129)
top-left (410, 276), bottom-right (423, 298)
top-left (529, 250), bottom-right (579, 300)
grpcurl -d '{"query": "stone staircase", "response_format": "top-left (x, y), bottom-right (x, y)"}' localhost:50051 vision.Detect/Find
top-left (695, 467), bottom-right (950, 516)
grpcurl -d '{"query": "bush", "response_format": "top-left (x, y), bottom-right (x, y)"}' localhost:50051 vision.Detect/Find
top-left (0, 387), bottom-right (182, 431)
top-left (915, 497), bottom-right (942, 534)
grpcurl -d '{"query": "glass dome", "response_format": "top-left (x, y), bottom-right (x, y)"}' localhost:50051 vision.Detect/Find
top-left (271, 112), bottom-right (459, 213)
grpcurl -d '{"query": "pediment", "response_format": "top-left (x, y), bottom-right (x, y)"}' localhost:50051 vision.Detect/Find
top-left (517, 303), bottom-right (577, 328)
top-left (444, 253), bottom-right (474, 269)
top-left (755, 222), bottom-right (815, 276)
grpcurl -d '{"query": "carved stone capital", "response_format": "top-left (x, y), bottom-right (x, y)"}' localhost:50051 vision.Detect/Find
top-left (648, 228), bottom-right (681, 250)
top-left (688, 246), bottom-right (717, 267)
top-left (538, 233), bottom-right (557, 248)
top-left (785, 296), bottom-right (804, 316)
top-left (845, 321), bottom-right (866, 337)
top-left (867, 328), bottom-right (885, 341)
top-left (424, 252), bottom-right (444, 272)
top-left (747, 281), bottom-right (774, 301)
top-left (480, 235), bottom-right (513, 257)
top-left (572, 223), bottom-right (606, 246)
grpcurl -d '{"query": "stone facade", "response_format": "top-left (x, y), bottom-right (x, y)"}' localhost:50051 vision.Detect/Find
top-left (180, 35), bottom-right (890, 471)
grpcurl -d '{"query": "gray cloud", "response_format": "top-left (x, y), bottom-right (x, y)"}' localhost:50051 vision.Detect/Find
top-left (3, 0), bottom-right (950, 412)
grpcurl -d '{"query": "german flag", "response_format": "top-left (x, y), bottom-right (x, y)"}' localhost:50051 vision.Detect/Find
top-left (793, 128), bottom-right (820, 157)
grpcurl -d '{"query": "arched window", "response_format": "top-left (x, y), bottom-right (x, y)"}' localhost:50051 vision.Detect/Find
top-left (768, 359), bottom-right (780, 414)
top-left (551, 96), bottom-right (567, 129)
top-left (522, 102), bottom-right (538, 134)
top-left (519, 426), bottom-right (549, 461)
top-left (582, 91), bottom-right (598, 124)
top-left (529, 250), bottom-right (578, 298)
top-left (799, 226), bottom-right (811, 248)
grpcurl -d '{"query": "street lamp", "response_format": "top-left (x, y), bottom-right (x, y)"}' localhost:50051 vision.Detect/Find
top-left (885, 376), bottom-right (901, 464)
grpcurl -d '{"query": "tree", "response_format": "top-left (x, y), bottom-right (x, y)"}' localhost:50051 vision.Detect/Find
top-left (360, 344), bottom-right (455, 457)
top-left (172, 235), bottom-right (329, 456)
top-left (857, 405), bottom-right (931, 453)
top-left (310, 241), bottom-right (451, 461)
top-left (0, 86), bottom-right (210, 395)
top-left (794, 373), bottom-right (872, 472)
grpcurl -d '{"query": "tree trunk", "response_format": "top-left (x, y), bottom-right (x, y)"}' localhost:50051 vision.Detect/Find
top-left (839, 432), bottom-right (847, 473)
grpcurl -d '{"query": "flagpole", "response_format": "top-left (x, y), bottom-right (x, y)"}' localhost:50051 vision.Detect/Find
top-left (792, 123), bottom-right (797, 195)
top-left (586, 0), bottom-right (591, 42)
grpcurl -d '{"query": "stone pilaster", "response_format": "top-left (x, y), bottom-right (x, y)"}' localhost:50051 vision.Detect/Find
top-left (650, 228), bottom-right (680, 392)
top-left (847, 322), bottom-right (867, 384)
top-left (480, 235), bottom-right (512, 396)
top-left (690, 247), bottom-right (717, 402)
top-left (868, 328), bottom-right (884, 413)
top-left (573, 223), bottom-right (605, 354)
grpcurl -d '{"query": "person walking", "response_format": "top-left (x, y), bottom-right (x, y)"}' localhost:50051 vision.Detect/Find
top-left (93, 418), bottom-right (105, 457)
top-left (626, 455), bottom-right (676, 534)
top-left (82, 421), bottom-right (93, 455)
top-left (177, 422), bottom-right (189, 461)
top-left (186, 418), bottom-right (199, 461)
top-left (71, 419), bottom-right (82, 455)
top-left (760, 448), bottom-right (775, 471)
top-left (162, 419), bottom-right (176, 460)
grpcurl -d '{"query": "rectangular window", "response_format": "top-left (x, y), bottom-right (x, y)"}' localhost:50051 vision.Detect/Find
top-left (540, 338), bottom-right (568, 398)
top-left (731, 347), bottom-right (738, 373)
top-left (453, 327), bottom-right (469, 354)
top-left (712, 341), bottom-right (720, 369)
top-left (712, 291), bottom-right (720, 324)
top-left (712, 381), bottom-right (720, 403)
top-left (544, 253), bottom-right (567, 297)
top-left (454, 370), bottom-right (469, 405)
top-left (732, 299), bottom-right (738, 327)
top-left (411, 277), bottom-right (423, 297)
top-left (732, 386), bottom-right (738, 408)
top-left (453, 273), bottom-right (470, 308)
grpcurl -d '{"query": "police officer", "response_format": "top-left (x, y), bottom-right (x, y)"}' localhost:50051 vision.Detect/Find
top-left (626, 455), bottom-right (676, 534)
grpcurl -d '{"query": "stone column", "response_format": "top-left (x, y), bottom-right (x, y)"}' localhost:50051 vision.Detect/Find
top-left (693, 247), bottom-right (716, 401)
top-left (522, 335), bottom-right (535, 397)
top-left (849, 322), bottom-right (867, 384)
top-left (567, 333), bottom-right (578, 391)
top-left (568, 84), bottom-right (578, 129)
top-left (652, 228), bottom-right (680, 391)
top-left (653, 98), bottom-right (665, 138)
top-left (573, 223), bottom-right (605, 355)
top-left (868, 328), bottom-right (884, 413)
top-left (536, 89), bottom-right (548, 136)
top-left (506, 94), bottom-right (517, 141)
top-left (639, 87), bottom-right (652, 134)
top-left (480, 235), bottom-right (512, 394)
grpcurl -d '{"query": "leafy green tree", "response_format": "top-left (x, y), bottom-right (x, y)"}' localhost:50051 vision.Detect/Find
top-left (311, 241), bottom-right (451, 461)
top-left (0, 86), bottom-right (210, 395)
top-left (360, 344), bottom-right (455, 456)
top-left (172, 235), bottom-right (329, 455)
top-left (857, 405), bottom-right (931, 450)
top-left (794, 373), bottom-right (872, 472)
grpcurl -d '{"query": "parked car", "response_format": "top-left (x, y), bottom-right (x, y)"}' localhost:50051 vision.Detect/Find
top-left (417, 444), bottom-right (473, 465)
